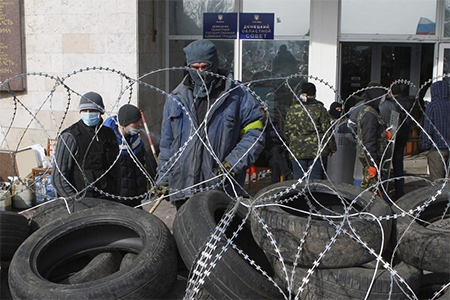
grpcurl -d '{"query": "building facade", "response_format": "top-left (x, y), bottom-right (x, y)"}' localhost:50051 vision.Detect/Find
top-left (1, 0), bottom-right (449, 151)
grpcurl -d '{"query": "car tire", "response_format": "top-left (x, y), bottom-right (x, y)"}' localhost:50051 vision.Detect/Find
top-left (250, 180), bottom-right (393, 268)
top-left (272, 258), bottom-right (421, 300)
top-left (0, 211), bottom-right (30, 261)
top-left (29, 197), bottom-right (121, 233)
top-left (173, 190), bottom-right (284, 299)
top-left (392, 185), bottom-right (450, 273)
top-left (8, 205), bottom-right (177, 299)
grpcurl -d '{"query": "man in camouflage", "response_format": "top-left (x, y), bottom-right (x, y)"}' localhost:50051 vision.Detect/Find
top-left (285, 82), bottom-right (336, 180)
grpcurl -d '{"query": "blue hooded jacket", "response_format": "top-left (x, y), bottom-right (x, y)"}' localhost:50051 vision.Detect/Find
top-left (104, 115), bottom-right (156, 205)
top-left (422, 81), bottom-right (450, 150)
top-left (157, 70), bottom-right (265, 201)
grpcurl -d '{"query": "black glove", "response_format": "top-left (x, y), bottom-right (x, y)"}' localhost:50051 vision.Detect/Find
top-left (154, 185), bottom-right (169, 198)
top-left (217, 161), bottom-right (235, 177)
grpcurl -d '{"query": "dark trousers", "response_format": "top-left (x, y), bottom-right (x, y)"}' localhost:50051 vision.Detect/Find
top-left (392, 145), bottom-right (405, 200)
top-left (268, 145), bottom-right (292, 183)
top-left (292, 158), bottom-right (324, 180)
top-left (256, 145), bottom-right (292, 183)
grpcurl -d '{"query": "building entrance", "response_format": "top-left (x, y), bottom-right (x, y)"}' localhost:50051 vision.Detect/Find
top-left (340, 43), bottom-right (434, 101)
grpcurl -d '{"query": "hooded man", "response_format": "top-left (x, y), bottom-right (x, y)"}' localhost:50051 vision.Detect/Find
top-left (349, 81), bottom-right (388, 190)
top-left (422, 80), bottom-right (450, 181)
top-left (52, 92), bottom-right (119, 200)
top-left (155, 40), bottom-right (264, 209)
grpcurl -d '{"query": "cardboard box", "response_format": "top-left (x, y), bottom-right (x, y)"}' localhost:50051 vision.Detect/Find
top-left (15, 148), bottom-right (39, 179)
top-left (0, 147), bottom-right (40, 181)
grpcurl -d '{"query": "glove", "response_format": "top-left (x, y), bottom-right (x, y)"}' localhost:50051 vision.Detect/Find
top-left (154, 185), bottom-right (169, 198)
top-left (217, 161), bottom-right (235, 177)
top-left (385, 130), bottom-right (392, 140)
top-left (368, 166), bottom-right (377, 178)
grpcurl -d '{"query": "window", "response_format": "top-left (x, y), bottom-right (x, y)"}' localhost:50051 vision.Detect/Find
top-left (341, 0), bottom-right (437, 35)
top-left (241, 0), bottom-right (309, 36)
top-left (445, 0), bottom-right (450, 37)
top-left (169, 0), bottom-right (235, 35)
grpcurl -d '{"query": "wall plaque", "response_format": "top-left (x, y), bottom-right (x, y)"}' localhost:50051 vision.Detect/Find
top-left (0, 0), bottom-right (24, 91)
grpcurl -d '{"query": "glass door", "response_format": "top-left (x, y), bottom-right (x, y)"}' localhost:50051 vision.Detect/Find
top-left (340, 43), bottom-right (433, 100)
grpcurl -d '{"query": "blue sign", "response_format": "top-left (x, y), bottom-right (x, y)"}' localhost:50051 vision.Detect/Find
top-left (203, 13), bottom-right (238, 40)
top-left (239, 13), bottom-right (274, 40)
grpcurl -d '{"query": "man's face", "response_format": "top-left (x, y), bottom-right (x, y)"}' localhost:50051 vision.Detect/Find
top-left (123, 119), bottom-right (143, 132)
top-left (189, 62), bottom-right (211, 71)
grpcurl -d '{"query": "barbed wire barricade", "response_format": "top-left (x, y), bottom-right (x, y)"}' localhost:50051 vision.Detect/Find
top-left (1, 68), bottom-right (449, 299)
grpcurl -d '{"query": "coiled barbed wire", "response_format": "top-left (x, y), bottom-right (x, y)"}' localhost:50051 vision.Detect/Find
top-left (1, 68), bottom-right (449, 299)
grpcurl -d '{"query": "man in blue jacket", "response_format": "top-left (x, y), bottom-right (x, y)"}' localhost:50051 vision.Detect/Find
top-left (104, 104), bottom-right (156, 207)
top-left (156, 40), bottom-right (265, 209)
top-left (421, 80), bottom-right (450, 181)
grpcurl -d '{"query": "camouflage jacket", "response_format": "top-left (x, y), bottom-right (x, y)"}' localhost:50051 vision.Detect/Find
top-left (285, 99), bottom-right (337, 160)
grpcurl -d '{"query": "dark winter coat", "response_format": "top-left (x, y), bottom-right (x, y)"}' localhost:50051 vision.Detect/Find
top-left (351, 105), bottom-right (387, 167)
top-left (52, 119), bottom-right (119, 199)
top-left (104, 115), bottom-right (156, 206)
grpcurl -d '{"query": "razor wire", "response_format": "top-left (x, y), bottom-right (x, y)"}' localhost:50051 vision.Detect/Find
top-left (1, 68), bottom-right (450, 299)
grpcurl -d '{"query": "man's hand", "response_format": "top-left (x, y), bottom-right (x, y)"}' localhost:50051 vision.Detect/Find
top-left (217, 161), bottom-right (235, 177)
top-left (154, 185), bottom-right (169, 198)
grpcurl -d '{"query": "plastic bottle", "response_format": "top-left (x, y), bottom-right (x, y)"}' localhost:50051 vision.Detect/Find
top-left (35, 177), bottom-right (46, 204)
top-left (45, 175), bottom-right (57, 200)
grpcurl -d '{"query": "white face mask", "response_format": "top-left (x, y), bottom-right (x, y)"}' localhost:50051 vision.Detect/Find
top-left (80, 112), bottom-right (100, 126)
top-left (125, 127), bottom-right (141, 136)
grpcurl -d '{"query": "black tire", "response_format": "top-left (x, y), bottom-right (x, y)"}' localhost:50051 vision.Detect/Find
top-left (1, 261), bottom-right (12, 300)
top-left (8, 205), bottom-right (177, 299)
top-left (417, 272), bottom-right (450, 300)
top-left (392, 185), bottom-right (450, 273)
top-left (58, 251), bottom-right (123, 284)
top-left (250, 180), bottom-right (393, 268)
top-left (0, 211), bottom-right (30, 261)
top-left (173, 190), bottom-right (284, 299)
top-left (120, 253), bottom-right (137, 270)
top-left (272, 258), bottom-right (421, 300)
top-left (29, 197), bottom-right (121, 232)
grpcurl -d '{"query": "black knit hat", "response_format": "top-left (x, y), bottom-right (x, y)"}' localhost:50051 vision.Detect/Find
top-left (118, 104), bottom-right (141, 126)
top-left (79, 91), bottom-right (105, 113)
top-left (301, 82), bottom-right (316, 96)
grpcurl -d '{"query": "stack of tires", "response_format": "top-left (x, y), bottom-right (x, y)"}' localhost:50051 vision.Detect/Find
top-left (392, 185), bottom-right (450, 300)
top-left (0, 211), bottom-right (30, 299)
top-left (173, 181), bottom-right (448, 299)
top-left (4, 198), bottom-right (178, 299)
top-left (249, 180), bottom-right (424, 300)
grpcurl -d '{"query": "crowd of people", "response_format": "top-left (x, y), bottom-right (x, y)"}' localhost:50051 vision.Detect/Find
top-left (52, 40), bottom-right (449, 209)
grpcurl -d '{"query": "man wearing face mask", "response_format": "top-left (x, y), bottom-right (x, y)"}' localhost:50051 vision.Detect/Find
top-left (285, 82), bottom-right (336, 180)
top-left (104, 104), bottom-right (156, 207)
top-left (52, 91), bottom-right (119, 200)
top-left (156, 39), bottom-right (264, 209)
